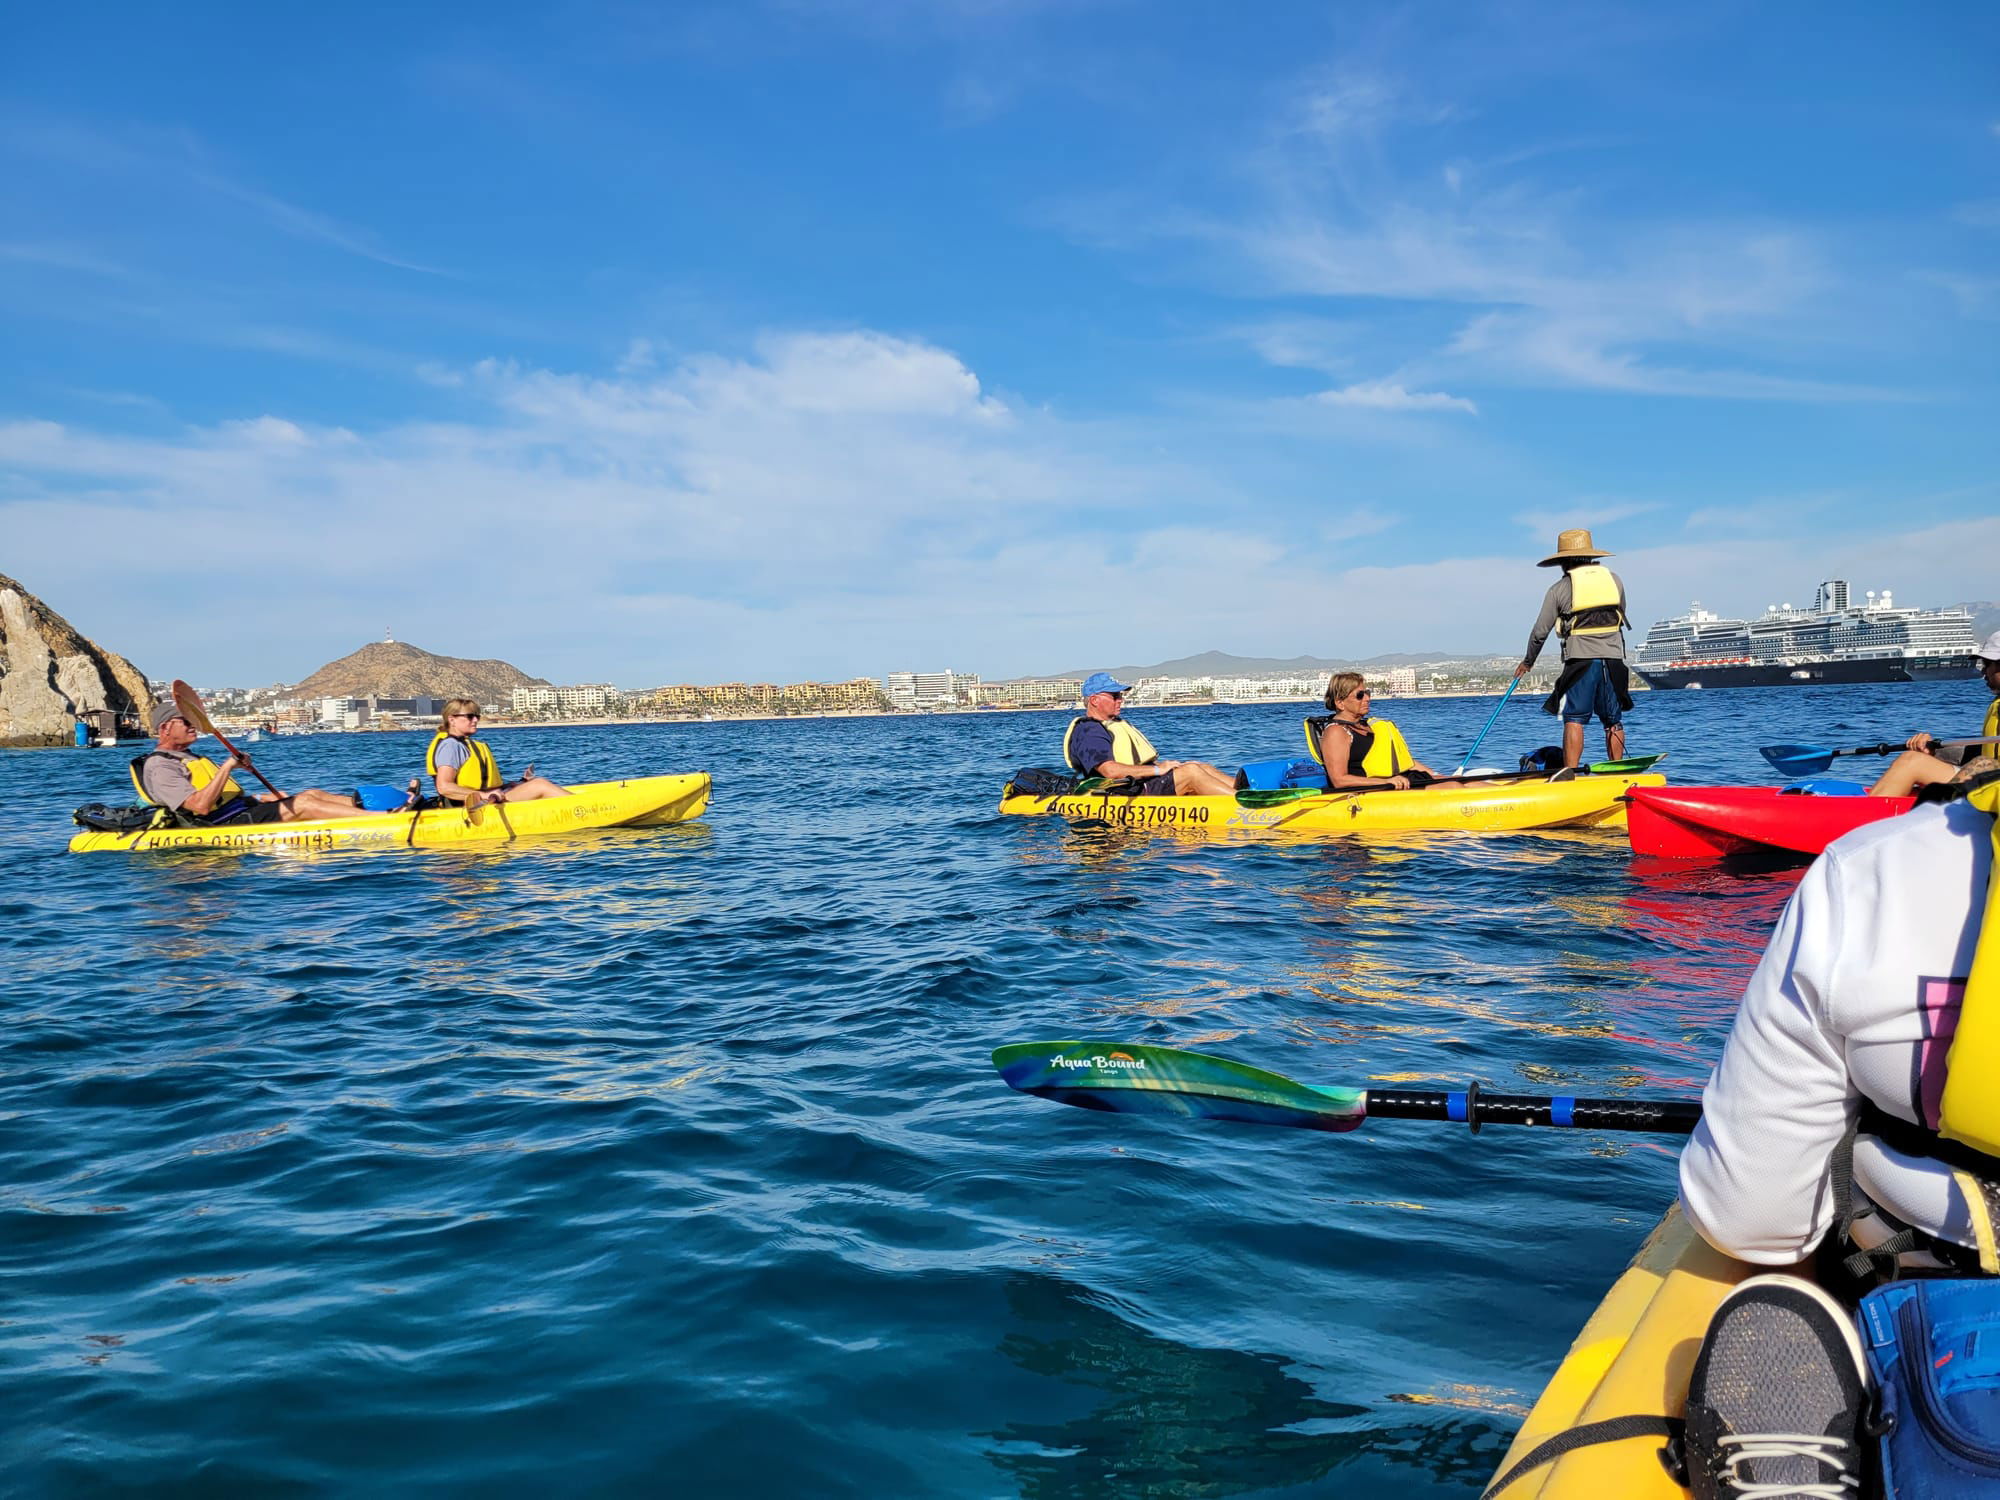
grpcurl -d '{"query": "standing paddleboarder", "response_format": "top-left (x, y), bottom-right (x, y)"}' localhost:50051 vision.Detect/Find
top-left (1513, 528), bottom-right (1633, 770)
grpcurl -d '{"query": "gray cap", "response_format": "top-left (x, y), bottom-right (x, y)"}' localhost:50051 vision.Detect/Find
top-left (1981, 630), bottom-right (2000, 663)
top-left (152, 698), bottom-right (191, 731)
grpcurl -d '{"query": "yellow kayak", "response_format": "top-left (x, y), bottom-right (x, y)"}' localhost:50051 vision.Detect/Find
top-left (998, 772), bottom-right (1663, 836)
top-left (69, 773), bottom-right (711, 854)
top-left (1486, 1203), bottom-right (1759, 1498)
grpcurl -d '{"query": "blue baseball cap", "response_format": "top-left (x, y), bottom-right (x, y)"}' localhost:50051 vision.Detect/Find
top-left (1081, 671), bottom-right (1133, 698)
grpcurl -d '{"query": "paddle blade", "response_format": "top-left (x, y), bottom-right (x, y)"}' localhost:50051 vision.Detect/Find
top-left (992, 1041), bottom-right (1368, 1132)
top-left (1587, 753), bottom-right (1666, 774)
top-left (1759, 744), bottom-right (1834, 777)
top-left (170, 679), bottom-right (218, 736)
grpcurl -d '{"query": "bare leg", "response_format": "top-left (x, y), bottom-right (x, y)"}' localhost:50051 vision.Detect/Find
top-left (1170, 761), bottom-right (1238, 796)
top-left (279, 788), bottom-right (382, 821)
top-left (1606, 724), bottom-right (1626, 762)
top-left (489, 775), bottom-right (572, 802)
top-left (1562, 722), bottom-right (1585, 769)
top-left (1869, 751), bottom-right (1957, 798)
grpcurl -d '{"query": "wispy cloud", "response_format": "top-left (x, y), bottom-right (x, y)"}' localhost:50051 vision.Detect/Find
top-left (1314, 380), bottom-right (1475, 413)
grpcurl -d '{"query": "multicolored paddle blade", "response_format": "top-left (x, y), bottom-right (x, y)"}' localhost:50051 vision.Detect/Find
top-left (992, 1041), bottom-right (1368, 1132)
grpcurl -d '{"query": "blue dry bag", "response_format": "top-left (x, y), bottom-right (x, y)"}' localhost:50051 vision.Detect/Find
top-left (354, 784), bottom-right (414, 812)
top-left (1237, 757), bottom-right (1329, 792)
top-left (1861, 1278), bottom-right (2000, 1496)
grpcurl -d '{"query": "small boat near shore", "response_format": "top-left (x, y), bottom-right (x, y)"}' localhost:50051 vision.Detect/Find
top-left (1000, 769), bottom-right (1663, 836)
top-left (69, 772), bottom-right (711, 853)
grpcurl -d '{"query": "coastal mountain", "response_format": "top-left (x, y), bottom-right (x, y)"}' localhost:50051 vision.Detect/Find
top-left (1030, 648), bottom-right (1508, 682)
top-left (289, 641), bottom-right (548, 702)
top-left (0, 572), bottom-right (152, 747)
top-left (1955, 601), bottom-right (1999, 642)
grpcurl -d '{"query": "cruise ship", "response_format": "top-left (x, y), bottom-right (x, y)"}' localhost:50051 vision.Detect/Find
top-left (1633, 580), bottom-right (1982, 690)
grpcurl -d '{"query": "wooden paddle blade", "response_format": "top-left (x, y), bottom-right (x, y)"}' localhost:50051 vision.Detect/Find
top-left (170, 680), bottom-right (218, 735)
top-left (992, 1041), bottom-right (1369, 1132)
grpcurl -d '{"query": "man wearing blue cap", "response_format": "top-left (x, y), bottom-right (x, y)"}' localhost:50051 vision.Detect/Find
top-left (1063, 672), bottom-right (1235, 796)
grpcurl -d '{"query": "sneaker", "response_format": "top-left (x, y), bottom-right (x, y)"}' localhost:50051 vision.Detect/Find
top-left (1684, 1273), bottom-right (1867, 1500)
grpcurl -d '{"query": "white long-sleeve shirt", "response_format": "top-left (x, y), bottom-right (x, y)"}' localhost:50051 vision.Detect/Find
top-left (1678, 799), bottom-right (1993, 1264)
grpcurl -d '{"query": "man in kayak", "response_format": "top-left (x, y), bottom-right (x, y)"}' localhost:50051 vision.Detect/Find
top-left (134, 701), bottom-right (378, 825)
top-left (1062, 673), bottom-right (1235, 795)
top-left (1513, 528), bottom-right (1633, 770)
top-left (1668, 757), bottom-right (2000, 1495)
top-left (1868, 629), bottom-right (2000, 796)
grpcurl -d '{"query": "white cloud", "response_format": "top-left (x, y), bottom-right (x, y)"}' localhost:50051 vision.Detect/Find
top-left (1314, 380), bottom-right (1476, 413)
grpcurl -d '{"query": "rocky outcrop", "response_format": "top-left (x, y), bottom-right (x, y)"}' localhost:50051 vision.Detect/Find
top-left (289, 640), bottom-right (547, 703)
top-left (0, 573), bottom-right (151, 748)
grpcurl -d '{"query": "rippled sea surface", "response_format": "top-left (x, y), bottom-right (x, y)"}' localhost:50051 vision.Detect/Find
top-left (2, 682), bottom-right (1982, 1497)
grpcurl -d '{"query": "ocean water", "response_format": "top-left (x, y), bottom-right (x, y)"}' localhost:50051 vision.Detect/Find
top-left (1, 681), bottom-right (1984, 1497)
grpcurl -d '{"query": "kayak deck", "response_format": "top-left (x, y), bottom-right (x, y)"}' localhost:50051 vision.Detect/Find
top-left (1000, 772), bottom-right (1666, 836)
top-left (1488, 1204), bottom-right (1760, 1498)
top-left (68, 772), bottom-right (711, 853)
top-left (1627, 785), bottom-right (1911, 860)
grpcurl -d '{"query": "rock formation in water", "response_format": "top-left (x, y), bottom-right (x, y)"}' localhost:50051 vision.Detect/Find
top-left (0, 573), bottom-right (152, 748)
top-left (289, 640), bottom-right (548, 703)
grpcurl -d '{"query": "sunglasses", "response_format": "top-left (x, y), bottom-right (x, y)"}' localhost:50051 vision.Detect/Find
top-left (1351, 689), bottom-right (1372, 699)
top-left (453, 712), bottom-right (480, 721)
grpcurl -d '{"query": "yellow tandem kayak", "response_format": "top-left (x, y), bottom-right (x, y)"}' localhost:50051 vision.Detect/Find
top-left (1486, 1203), bottom-right (1759, 1498)
top-left (998, 771), bottom-right (1664, 836)
top-left (68, 773), bottom-right (711, 854)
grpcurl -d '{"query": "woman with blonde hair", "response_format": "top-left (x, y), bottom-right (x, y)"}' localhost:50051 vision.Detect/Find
top-left (1307, 672), bottom-right (1454, 791)
top-left (426, 699), bottom-right (571, 808)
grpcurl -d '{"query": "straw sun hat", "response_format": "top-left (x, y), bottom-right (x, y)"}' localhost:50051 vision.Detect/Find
top-left (1538, 528), bottom-right (1614, 568)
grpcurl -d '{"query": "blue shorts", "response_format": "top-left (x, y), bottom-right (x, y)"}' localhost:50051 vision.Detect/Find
top-left (1561, 660), bottom-right (1624, 727)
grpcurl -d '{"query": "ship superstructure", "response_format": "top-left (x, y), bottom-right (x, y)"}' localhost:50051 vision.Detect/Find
top-left (1634, 581), bottom-right (1980, 689)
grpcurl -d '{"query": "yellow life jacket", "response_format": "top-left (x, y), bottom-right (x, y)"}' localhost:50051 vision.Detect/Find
top-left (426, 731), bottom-right (500, 791)
top-left (1304, 715), bottom-right (1412, 778)
top-left (1985, 696), bottom-right (1999, 744)
top-left (1558, 563), bottom-right (1627, 638)
top-left (1063, 716), bottom-right (1159, 775)
top-left (129, 752), bottom-right (243, 809)
top-left (1939, 770), bottom-right (2000, 1162)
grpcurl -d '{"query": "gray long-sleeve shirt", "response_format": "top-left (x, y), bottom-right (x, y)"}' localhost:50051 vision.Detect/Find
top-left (1521, 567), bottom-right (1629, 667)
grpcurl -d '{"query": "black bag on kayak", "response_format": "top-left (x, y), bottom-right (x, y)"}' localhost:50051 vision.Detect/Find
top-left (1520, 745), bottom-right (1566, 773)
top-left (1004, 768), bottom-right (1084, 798)
top-left (72, 803), bottom-right (170, 832)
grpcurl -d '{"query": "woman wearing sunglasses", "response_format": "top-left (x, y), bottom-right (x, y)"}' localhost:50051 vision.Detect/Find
top-left (1308, 672), bottom-right (1453, 792)
top-left (426, 699), bottom-right (572, 808)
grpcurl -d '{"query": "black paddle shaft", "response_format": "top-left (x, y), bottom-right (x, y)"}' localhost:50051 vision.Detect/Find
top-left (1365, 1086), bottom-right (1702, 1135)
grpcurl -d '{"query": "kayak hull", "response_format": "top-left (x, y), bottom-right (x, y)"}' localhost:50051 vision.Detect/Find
top-left (1487, 1204), bottom-right (1759, 1498)
top-left (1626, 785), bottom-right (1911, 860)
top-left (68, 773), bottom-right (711, 853)
top-left (1000, 772), bottom-right (1665, 836)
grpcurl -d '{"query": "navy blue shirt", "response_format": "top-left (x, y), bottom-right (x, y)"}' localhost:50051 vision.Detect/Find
top-left (1069, 719), bottom-right (1120, 775)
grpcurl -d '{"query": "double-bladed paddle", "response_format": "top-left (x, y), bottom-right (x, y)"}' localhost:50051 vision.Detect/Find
top-left (992, 1041), bottom-right (1701, 1135)
top-left (171, 679), bottom-right (287, 799)
top-left (1760, 737), bottom-right (2000, 778)
top-left (1230, 753), bottom-right (1666, 807)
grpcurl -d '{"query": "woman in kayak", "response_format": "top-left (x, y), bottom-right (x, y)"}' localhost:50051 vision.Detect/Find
top-left (427, 700), bottom-right (572, 808)
top-left (1313, 673), bottom-right (1456, 791)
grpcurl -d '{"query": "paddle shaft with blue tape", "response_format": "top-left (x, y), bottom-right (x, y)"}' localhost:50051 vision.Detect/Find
top-left (992, 1042), bottom-right (1702, 1136)
top-left (1366, 1086), bottom-right (1699, 1134)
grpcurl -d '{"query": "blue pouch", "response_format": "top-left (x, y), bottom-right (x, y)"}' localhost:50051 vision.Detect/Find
top-left (1237, 757), bottom-right (1329, 791)
top-left (354, 784), bottom-right (414, 811)
top-left (1781, 779), bottom-right (1871, 797)
top-left (1861, 1278), bottom-right (2000, 1496)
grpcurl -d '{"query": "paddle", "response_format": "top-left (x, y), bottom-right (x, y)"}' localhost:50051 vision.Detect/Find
top-left (171, 680), bottom-right (287, 799)
top-left (1453, 676), bottom-right (1522, 776)
top-left (993, 1041), bottom-right (1701, 1135)
top-left (1760, 737), bottom-right (1999, 778)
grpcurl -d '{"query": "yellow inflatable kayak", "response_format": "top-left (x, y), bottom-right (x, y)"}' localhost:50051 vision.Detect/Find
top-left (999, 771), bottom-right (1663, 836)
top-left (68, 773), bottom-right (711, 854)
top-left (1486, 1203), bottom-right (1760, 1498)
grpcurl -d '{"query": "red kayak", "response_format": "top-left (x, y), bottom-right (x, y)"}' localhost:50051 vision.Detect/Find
top-left (1627, 785), bottom-right (1914, 860)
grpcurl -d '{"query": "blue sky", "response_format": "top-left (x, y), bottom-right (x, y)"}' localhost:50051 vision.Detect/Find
top-left (3, 1), bottom-right (1996, 687)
